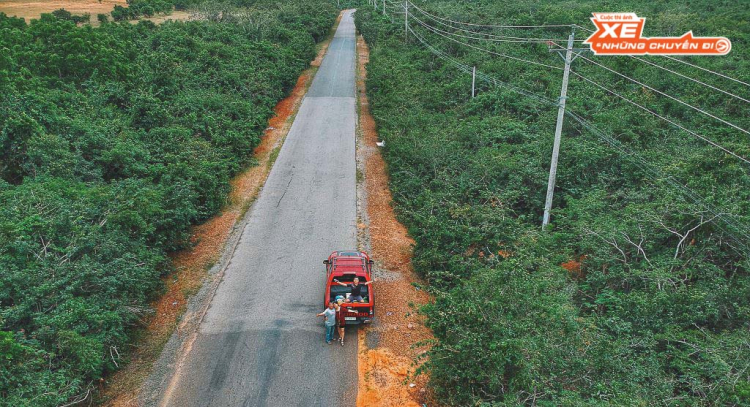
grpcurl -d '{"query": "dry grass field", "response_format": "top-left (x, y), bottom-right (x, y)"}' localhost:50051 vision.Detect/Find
top-left (0, 0), bottom-right (191, 24)
top-left (0, 0), bottom-right (127, 20)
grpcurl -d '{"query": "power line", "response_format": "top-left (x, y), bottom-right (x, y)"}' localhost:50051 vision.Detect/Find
top-left (407, 1), bottom-right (573, 29)
top-left (661, 55), bottom-right (750, 88)
top-left (408, 25), bottom-right (477, 75)
top-left (543, 40), bottom-right (750, 106)
top-left (411, 14), bottom-right (750, 161)
top-left (569, 70), bottom-right (750, 165)
top-left (629, 56), bottom-right (750, 104)
top-left (419, 15), bottom-right (750, 129)
top-left (409, 4), bottom-right (577, 43)
top-left (571, 23), bottom-right (750, 89)
top-left (392, 6), bottom-right (750, 251)
top-left (577, 54), bottom-right (750, 137)
top-left (407, 25), bottom-right (557, 106)
top-left (411, 6), bottom-right (750, 99)
top-left (572, 23), bottom-right (594, 33)
top-left (412, 12), bottom-right (563, 44)
top-left (565, 110), bottom-right (750, 255)
top-left (411, 14), bottom-right (564, 70)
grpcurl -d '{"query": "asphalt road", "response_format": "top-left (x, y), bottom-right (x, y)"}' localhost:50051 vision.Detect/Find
top-left (156, 10), bottom-right (358, 407)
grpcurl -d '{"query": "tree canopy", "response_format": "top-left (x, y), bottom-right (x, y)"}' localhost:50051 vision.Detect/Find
top-left (356, 0), bottom-right (750, 405)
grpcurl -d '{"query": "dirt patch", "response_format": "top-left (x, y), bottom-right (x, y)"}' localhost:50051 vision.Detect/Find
top-left (356, 335), bottom-right (422, 407)
top-left (129, 10), bottom-right (192, 25)
top-left (0, 0), bottom-right (191, 26)
top-left (355, 34), bottom-right (435, 407)
top-left (562, 255), bottom-right (586, 279)
top-left (0, 0), bottom-right (125, 20)
top-left (99, 16), bottom-right (340, 406)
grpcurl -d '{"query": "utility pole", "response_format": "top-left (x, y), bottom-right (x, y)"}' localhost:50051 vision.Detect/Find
top-left (542, 31), bottom-right (586, 229)
top-left (471, 66), bottom-right (476, 98)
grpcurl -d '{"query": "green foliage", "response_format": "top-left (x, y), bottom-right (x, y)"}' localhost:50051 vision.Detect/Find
top-left (356, 1), bottom-right (750, 405)
top-left (0, 1), bottom-right (336, 404)
top-left (112, 0), bottom-right (175, 21)
top-left (51, 8), bottom-right (91, 24)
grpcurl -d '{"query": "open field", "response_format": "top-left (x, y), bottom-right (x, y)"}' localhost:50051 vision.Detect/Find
top-left (0, 0), bottom-right (191, 25)
top-left (0, 0), bottom-right (126, 20)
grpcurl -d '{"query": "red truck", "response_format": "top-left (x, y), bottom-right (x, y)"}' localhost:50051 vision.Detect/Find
top-left (323, 250), bottom-right (374, 325)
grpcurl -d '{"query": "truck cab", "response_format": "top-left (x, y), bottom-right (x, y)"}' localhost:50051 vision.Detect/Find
top-left (323, 250), bottom-right (374, 325)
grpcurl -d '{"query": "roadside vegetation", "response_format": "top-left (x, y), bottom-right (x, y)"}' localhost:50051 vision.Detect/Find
top-left (355, 1), bottom-right (750, 405)
top-left (0, 1), bottom-right (336, 404)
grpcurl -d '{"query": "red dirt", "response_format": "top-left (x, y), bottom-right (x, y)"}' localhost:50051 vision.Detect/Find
top-left (100, 17), bottom-right (338, 406)
top-left (356, 34), bottom-right (435, 407)
top-left (562, 255), bottom-right (587, 279)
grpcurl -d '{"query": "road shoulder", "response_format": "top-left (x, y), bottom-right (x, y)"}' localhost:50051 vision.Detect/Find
top-left (354, 32), bottom-right (435, 407)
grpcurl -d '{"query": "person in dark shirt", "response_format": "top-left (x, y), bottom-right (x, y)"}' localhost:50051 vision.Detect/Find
top-left (336, 297), bottom-right (347, 346)
top-left (332, 277), bottom-right (374, 303)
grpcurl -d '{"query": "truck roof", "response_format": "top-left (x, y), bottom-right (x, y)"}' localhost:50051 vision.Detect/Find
top-left (328, 251), bottom-right (370, 276)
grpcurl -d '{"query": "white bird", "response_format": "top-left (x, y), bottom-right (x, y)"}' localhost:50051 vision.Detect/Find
top-left (376, 140), bottom-right (385, 147)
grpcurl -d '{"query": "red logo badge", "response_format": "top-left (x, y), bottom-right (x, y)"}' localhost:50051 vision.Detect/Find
top-left (584, 13), bottom-right (731, 55)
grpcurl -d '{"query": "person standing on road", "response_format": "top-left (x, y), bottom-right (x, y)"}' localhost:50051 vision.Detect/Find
top-left (332, 277), bottom-right (375, 303)
top-left (317, 302), bottom-right (338, 344)
top-left (336, 296), bottom-right (346, 346)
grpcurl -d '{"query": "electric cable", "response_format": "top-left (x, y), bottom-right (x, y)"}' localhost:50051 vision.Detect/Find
top-left (411, 14), bottom-right (564, 70)
top-left (408, 25), bottom-right (557, 106)
top-left (569, 70), bottom-right (750, 165)
top-left (409, 4), bottom-right (578, 43)
top-left (395, 6), bottom-right (750, 252)
top-left (407, 1), bottom-right (573, 29)
top-left (577, 54), bottom-right (750, 137)
top-left (572, 23), bottom-right (750, 88)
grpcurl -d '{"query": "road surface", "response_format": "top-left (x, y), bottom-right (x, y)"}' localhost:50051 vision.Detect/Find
top-left (156, 10), bottom-right (358, 407)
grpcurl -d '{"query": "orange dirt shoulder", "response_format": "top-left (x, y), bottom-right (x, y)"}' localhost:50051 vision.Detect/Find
top-left (355, 34), bottom-right (436, 407)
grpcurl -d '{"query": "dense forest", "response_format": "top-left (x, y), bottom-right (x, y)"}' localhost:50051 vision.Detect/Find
top-left (0, 1), bottom-right (336, 404)
top-left (355, 0), bottom-right (750, 405)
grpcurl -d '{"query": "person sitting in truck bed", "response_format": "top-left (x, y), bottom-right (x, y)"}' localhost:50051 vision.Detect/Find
top-left (332, 277), bottom-right (374, 303)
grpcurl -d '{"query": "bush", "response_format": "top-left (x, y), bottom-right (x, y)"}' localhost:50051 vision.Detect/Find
top-left (50, 8), bottom-right (90, 24)
top-left (110, 5), bottom-right (128, 21)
